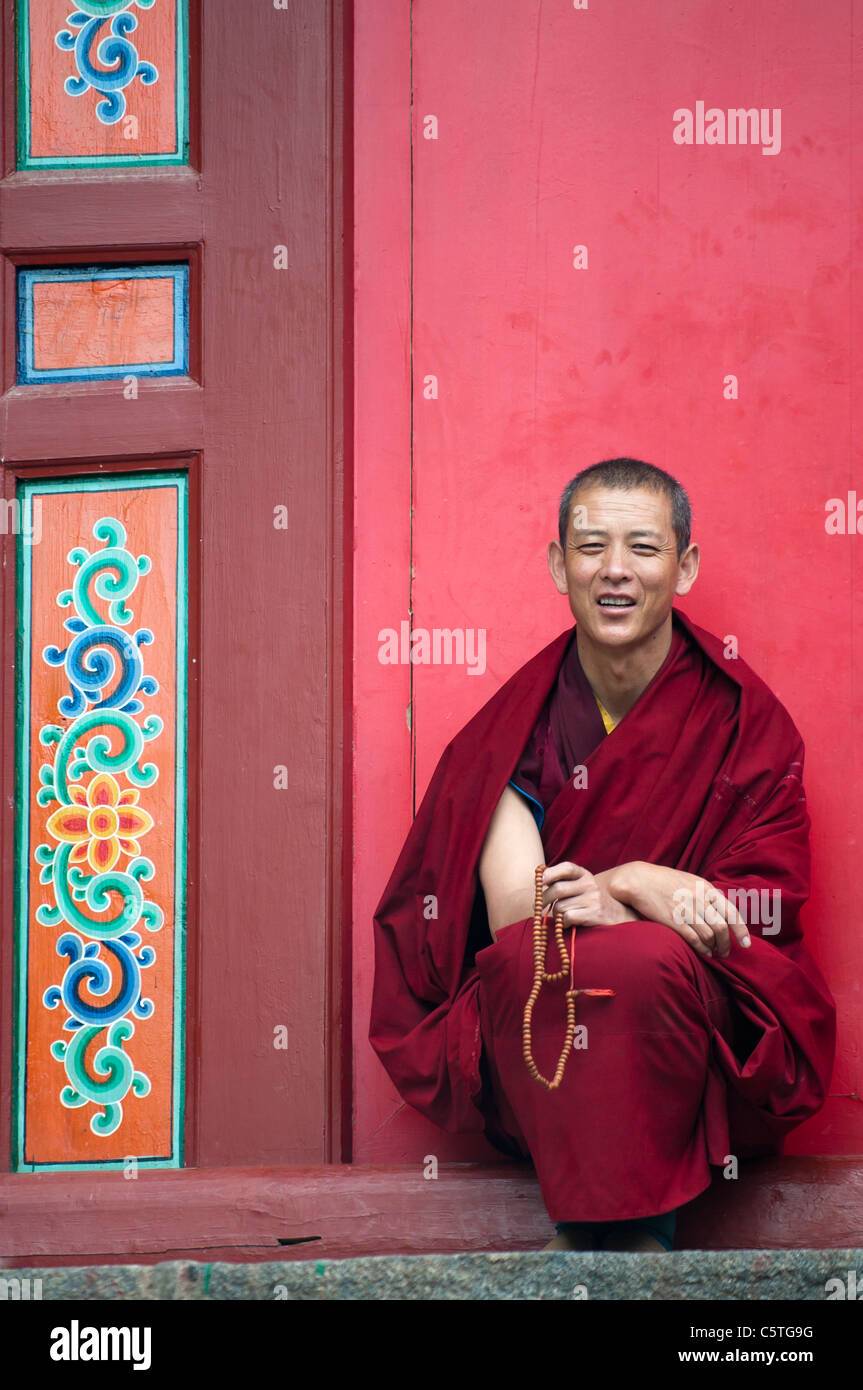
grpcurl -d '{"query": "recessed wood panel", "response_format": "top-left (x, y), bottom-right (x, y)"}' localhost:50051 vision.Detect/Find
top-left (17, 0), bottom-right (188, 169)
top-left (17, 265), bottom-right (189, 384)
top-left (15, 472), bottom-right (187, 1170)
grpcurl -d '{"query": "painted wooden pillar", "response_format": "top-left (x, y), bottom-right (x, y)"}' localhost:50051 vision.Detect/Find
top-left (2, 0), bottom-right (349, 1191)
top-left (9, 0), bottom-right (193, 1174)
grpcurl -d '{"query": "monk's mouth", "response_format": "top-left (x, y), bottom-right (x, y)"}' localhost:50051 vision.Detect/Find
top-left (596, 597), bottom-right (637, 611)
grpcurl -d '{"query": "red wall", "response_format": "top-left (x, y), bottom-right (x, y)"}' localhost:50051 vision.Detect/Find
top-left (354, 0), bottom-right (862, 1163)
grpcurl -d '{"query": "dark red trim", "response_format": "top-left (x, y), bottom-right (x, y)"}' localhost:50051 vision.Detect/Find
top-left (0, 461), bottom-right (16, 1173)
top-left (1, 0), bottom-right (16, 181)
top-left (332, 0), bottom-right (354, 1166)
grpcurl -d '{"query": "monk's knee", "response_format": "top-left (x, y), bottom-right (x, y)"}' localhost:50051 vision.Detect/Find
top-left (634, 918), bottom-right (702, 970)
top-left (599, 920), bottom-right (706, 1026)
top-left (610, 918), bottom-right (696, 970)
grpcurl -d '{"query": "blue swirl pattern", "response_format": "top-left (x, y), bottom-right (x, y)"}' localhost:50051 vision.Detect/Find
top-left (55, 5), bottom-right (159, 126)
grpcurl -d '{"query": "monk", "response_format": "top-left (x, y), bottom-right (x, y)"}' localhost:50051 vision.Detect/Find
top-left (369, 457), bottom-right (836, 1253)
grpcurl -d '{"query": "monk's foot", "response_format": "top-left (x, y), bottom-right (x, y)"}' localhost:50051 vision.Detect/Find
top-left (542, 1229), bottom-right (597, 1252)
top-left (600, 1229), bottom-right (667, 1253)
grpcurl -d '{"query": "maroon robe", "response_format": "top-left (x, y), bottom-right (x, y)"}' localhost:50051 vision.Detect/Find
top-left (369, 609), bottom-right (836, 1222)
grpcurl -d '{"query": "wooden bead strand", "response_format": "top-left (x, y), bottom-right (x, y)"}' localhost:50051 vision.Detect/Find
top-left (522, 863), bottom-right (616, 1091)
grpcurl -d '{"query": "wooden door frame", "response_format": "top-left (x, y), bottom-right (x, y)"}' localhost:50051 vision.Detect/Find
top-left (330, 0), bottom-right (354, 1168)
top-left (0, 0), bottom-right (353, 1239)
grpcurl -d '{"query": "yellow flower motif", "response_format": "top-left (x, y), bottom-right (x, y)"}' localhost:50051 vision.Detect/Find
top-left (46, 772), bottom-right (153, 873)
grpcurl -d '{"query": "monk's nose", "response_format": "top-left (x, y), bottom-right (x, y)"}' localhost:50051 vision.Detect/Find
top-left (599, 546), bottom-right (632, 577)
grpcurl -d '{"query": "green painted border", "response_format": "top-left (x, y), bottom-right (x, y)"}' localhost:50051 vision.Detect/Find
top-left (16, 0), bottom-right (190, 171)
top-left (13, 471), bottom-right (188, 1173)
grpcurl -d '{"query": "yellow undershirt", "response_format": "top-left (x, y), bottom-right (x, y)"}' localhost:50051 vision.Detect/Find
top-left (595, 694), bottom-right (617, 734)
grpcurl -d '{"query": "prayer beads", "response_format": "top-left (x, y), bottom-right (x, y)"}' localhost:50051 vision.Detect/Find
top-left (522, 863), bottom-right (615, 1090)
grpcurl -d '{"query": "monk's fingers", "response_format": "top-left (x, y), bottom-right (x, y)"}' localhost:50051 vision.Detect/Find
top-left (546, 890), bottom-right (591, 918)
top-left (720, 910), bottom-right (753, 949)
top-left (558, 897), bottom-right (602, 927)
top-left (695, 914), bottom-right (731, 958)
top-left (541, 861), bottom-right (588, 890)
top-left (703, 884), bottom-right (744, 927)
top-left (542, 872), bottom-right (593, 910)
top-left (674, 887), bottom-right (716, 945)
top-left (689, 915), bottom-right (719, 954)
top-left (701, 885), bottom-right (752, 949)
top-left (674, 924), bottom-right (714, 958)
top-left (674, 918), bottom-right (715, 958)
top-left (544, 877), bottom-right (591, 899)
top-left (700, 900), bottom-right (731, 957)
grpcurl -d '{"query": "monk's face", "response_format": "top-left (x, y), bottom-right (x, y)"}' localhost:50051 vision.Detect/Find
top-left (547, 485), bottom-right (699, 646)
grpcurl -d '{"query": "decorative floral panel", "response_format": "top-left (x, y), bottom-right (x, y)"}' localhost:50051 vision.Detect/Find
top-left (15, 473), bottom-right (187, 1170)
top-left (17, 265), bottom-right (189, 385)
top-left (17, 0), bottom-right (188, 169)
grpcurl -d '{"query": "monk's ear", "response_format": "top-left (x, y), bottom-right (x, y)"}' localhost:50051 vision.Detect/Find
top-left (547, 539), bottom-right (569, 594)
top-left (675, 542), bottom-right (700, 595)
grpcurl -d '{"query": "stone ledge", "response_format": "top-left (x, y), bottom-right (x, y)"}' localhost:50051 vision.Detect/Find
top-left (5, 1250), bottom-right (863, 1301)
top-left (2, 1157), bottom-right (861, 1265)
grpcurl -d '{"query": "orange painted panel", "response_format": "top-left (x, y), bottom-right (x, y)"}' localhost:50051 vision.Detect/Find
top-left (18, 478), bottom-right (186, 1167)
top-left (32, 276), bottom-right (175, 371)
top-left (21, 0), bottom-right (185, 166)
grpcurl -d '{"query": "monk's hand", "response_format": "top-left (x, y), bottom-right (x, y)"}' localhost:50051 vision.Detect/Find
top-left (541, 861), bottom-right (635, 927)
top-left (612, 861), bottom-right (751, 958)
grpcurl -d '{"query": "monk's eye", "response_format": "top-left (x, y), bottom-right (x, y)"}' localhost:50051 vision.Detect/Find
top-left (633, 545), bottom-right (658, 554)
top-left (578, 544), bottom-right (604, 553)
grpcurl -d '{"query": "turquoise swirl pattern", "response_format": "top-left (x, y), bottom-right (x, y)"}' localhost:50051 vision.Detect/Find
top-left (55, 2), bottom-right (159, 127)
top-left (37, 517), bottom-right (162, 1138)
